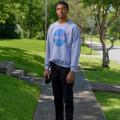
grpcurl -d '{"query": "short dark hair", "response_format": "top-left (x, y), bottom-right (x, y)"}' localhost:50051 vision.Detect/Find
top-left (55, 1), bottom-right (69, 11)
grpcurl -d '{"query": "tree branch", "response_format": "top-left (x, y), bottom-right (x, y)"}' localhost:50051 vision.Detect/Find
top-left (107, 8), bottom-right (119, 26)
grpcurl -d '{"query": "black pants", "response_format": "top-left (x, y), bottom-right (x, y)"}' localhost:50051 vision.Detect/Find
top-left (50, 62), bottom-right (74, 120)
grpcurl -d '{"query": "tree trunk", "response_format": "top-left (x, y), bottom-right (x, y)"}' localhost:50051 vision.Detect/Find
top-left (29, 22), bottom-right (33, 38)
top-left (81, 29), bottom-right (86, 45)
top-left (119, 32), bottom-right (120, 40)
top-left (100, 35), bottom-right (109, 67)
top-left (29, 0), bottom-right (33, 39)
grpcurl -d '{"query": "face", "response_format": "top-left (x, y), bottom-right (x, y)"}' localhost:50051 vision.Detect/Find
top-left (56, 4), bottom-right (68, 19)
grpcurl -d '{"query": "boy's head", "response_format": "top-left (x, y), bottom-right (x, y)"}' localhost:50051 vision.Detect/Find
top-left (55, 1), bottom-right (69, 19)
top-left (56, 1), bottom-right (69, 12)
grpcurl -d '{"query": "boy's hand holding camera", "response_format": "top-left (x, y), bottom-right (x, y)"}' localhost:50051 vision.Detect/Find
top-left (44, 69), bottom-right (51, 84)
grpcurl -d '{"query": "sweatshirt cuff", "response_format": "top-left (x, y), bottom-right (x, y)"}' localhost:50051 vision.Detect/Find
top-left (70, 66), bottom-right (79, 72)
top-left (45, 64), bottom-right (49, 70)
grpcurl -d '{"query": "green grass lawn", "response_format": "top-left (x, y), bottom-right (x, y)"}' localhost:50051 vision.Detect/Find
top-left (0, 39), bottom-right (119, 85)
top-left (80, 56), bottom-right (120, 120)
top-left (0, 39), bottom-right (45, 76)
top-left (95, 92), bottom-right (120, 120)
top-left (0, 39), bottom-right (96, 76)
top-left (81, 45), bottom-right (97, 55)
top-left (0, 38), bottom-right (120, 120)
top-left (0, 39), bottom-right (41, 120)
top-left (80, 56), bottom-right (120, 85)
top-left (0, 73), bottom-right (40, 120)
top-left (86, 35), bottom-right (120, 46)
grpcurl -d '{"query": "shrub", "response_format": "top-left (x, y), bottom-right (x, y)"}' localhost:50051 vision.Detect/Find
top-left (0, 13), bottom-right (23, 39)
top-left (0, 23), bottom-right (23, 39)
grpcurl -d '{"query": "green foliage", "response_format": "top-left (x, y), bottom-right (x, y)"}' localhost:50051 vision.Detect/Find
top-left (0, 23), bottom-right (23, 39)
top-left (81, 0), bottom-right (120, 67)
top-left (48, 0), bottom-right (58, 25)
top-left (0, 12), bottom-right (23, 38)
top-left (0, 12), bottom-right (23, 39)
top-left (68, 0), bottom-right (93, 33)
top-left (82, 0), bottom-right (120, 7)
top-left (108, 16), bottom-right (120, 40)
top-left (0, 0), bottom-right (58, 39)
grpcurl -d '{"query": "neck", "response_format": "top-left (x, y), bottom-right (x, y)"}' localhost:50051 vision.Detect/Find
top-left (58, 17), bottom-right (68, 24)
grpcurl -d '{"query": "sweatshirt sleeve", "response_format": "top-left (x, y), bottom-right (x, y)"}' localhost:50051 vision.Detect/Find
top-left (44, 27), bottom-right (51, 70)
top-left (70, 26), bottom-right (81, 72)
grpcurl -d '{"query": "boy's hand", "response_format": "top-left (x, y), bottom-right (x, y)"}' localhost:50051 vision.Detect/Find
top-left (43, 69), bottom-right (49, 79)
top-left (66, 71), bottom-right (75, 84)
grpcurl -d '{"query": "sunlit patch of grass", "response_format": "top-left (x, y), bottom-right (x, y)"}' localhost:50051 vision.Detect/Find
top-left (95, 92), bottom-right (120, 120)
top-left (80, 56), bottom-right (120, 85)
top-left (0, 74), bottom-right (40, 120)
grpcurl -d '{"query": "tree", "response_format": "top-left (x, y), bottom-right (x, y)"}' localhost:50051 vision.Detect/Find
top-left (0, 0), bottom-right (23, 38)
top-left (108, 16), bottom-right (120, 41)
top-left (82, 0), bottom-right (120, 67)
top-left (0, 0), bottom-right (58, 39)
top-left (22, 0), bottom-right (45, 38)
top-left (67, 0), bottom-right (93, 44)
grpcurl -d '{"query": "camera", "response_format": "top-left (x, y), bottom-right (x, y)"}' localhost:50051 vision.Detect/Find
top-left (44, 66), bottom-right (52, 84)
top-left (45, 74), bottom-right (52, 84)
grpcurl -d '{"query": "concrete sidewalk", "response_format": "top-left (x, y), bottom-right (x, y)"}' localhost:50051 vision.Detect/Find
top-left (33, 70), bottom-right (106, 120)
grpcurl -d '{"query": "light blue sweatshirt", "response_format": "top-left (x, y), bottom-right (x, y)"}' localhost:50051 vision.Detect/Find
top-left (45, 20), bottom-right (81, 72)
